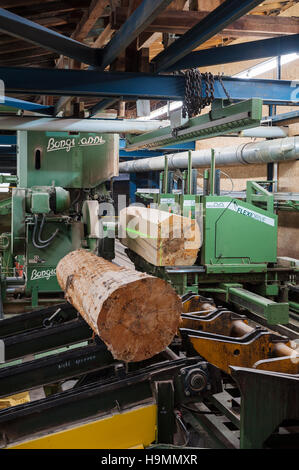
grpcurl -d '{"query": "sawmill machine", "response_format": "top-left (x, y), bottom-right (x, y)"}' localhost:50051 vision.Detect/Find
top-left (0, 130), bottom-right (119, 311)
top-left (124, 147), bottom-right (299, 328)
top-left (0, 113), bottom-right (298, 449)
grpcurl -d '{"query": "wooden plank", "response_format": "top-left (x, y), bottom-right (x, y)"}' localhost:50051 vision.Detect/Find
top-left (93, 23), bottom-right (114, 48)
top-left (119, 206), bottom-right (201, 267)
top-left (112, 8), bottom-right (299, 37)
top-left (71, 0), bottom-right (109, 42)
top-left (137, 1), bottom-right (187, 50)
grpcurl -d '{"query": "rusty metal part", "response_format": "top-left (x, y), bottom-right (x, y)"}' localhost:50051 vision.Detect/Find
top-left (180, 296), bottom-right (299, 375)
top-left (181, 310), bottom-right (249, 337)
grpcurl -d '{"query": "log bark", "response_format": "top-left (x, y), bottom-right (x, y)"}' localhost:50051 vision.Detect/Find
top-left (56, 250), bottom-right (182, 362)
top-left (119, 206), bottom-right (201, 266)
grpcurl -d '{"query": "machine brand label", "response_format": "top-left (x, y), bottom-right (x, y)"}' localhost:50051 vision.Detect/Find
top-left (206, 201), bottom-right (275, 226)
top-left (183, 199), bottom-right (196, 206)
top-left (47, 135), bottom-right (106, 153)
top-left (160, 198), bottom-right (176, 204)
top-left (30, 268), bottom-right (57, 281)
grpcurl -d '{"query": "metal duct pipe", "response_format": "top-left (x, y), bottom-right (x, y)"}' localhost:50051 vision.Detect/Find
top-left (240, 126), bottom-right (289, 138)
top-left (119, 136), bottom-right (299, 173)
top-left (0, 116), bottom-right (169, 134)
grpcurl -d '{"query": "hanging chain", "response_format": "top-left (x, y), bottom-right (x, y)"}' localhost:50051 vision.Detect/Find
top-left (182, 69), bottom-right (215, 119)
top-left (217, 73), bottom-right (233, 103)
top-left (181, 69), bottom-right (234, 120)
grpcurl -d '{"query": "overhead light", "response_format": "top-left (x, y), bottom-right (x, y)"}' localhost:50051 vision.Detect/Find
top-left (234, 53), bottom-right (299, 79)
top-left (138, 101), bottom-right (183, 121)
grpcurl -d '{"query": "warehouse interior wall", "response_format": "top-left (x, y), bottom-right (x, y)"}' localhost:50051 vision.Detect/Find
top-left (195, 2), bottom-right (299, 259)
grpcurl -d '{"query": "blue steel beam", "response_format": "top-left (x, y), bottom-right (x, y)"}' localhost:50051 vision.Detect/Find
top-left (98, 0), bottom-right (173, 70)
top-left (0, 8), bottom-right (101, 67)
top-left (165, 35), bottom-right (299, 71)
top-left (120, 139), bottom-right (196, 152)
top-left (0, 67), bottom-right (185, 101)
top-left (1, 96), bottom-right (53, 115)
top-left (0, 136), bottom-right (16, 145)
top-left (263, 110), bottom-right (299, 125)
top-left (89, 98), bottom-right (120, 117)
top-left (1, 67), bottom-right (299, 106)
top-left (152, 0), bottom-right (265, 73)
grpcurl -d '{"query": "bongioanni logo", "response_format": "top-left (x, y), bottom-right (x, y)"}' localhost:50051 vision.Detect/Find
top-left (47, 135), bottom-right (106, 153)
top-left (30, 268), bottom-right (57, 281)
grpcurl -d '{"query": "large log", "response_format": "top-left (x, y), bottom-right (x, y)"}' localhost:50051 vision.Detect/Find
top-left (56, 250), bottom-right (181, 362)
top-left (119, 206), bottom-right (201, 266)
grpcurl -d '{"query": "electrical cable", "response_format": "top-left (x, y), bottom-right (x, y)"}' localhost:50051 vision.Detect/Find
top-left (37, 214), bottom-right (59, 245)
top-left (32, 214), bottom-right (58, 249)
top-left (175, 411), bottom-right (190, 447)
top-left (220, 170), bottom-right (234, 195)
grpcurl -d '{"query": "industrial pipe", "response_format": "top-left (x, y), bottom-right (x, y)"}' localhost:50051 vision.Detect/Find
top-left (0, 116), bottom-right (169, 134)
top-left (240, 126), bottom-right (289, 138)
top-left (119, 136), bottom-right (299, 173)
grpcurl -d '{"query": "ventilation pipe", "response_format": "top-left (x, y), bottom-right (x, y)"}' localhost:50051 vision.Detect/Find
top-left (0, 116), bottom-right (169, 134)
top-left (119, 137), bottom-right (299, 173)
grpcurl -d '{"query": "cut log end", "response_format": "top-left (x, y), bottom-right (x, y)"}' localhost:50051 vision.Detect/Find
top-left (57, 250), bottom-right (182, 362)
top-left (99, 276), bottom-right (181, 362)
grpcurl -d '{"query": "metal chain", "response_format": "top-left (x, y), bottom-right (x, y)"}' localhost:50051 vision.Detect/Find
top-left (217, 73), bottom-right (233, 103)
top-left (182, 69), bottom-right (215, 119)
top-left (181, 70), bottom-right (233, 120)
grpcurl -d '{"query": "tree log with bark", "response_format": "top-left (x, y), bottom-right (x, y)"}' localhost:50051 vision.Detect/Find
top-left (56, 250), bottom-right (182, 362)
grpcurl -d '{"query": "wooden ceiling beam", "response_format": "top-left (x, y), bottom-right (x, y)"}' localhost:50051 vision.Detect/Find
top-left (0, 0), bottom-right (57, 7)
top-left (71, 0), bottom-right (110, 42)
top-left (112, 8), bottom-right (299, 37)
top-left (93, 23), bottom-right (114, 47)
top-left (137, 0), bottom-right (188, 50)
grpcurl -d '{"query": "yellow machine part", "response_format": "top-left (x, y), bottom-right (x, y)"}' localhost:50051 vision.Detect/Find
top-left (0, 392), bottom-right (30, 410)
top-left (7, 404), bottom-right (157, 449)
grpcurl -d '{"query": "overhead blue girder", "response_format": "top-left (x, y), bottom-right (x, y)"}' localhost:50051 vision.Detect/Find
top-left (0, 135), bottom-right (16, 145)
top-left (1, 66), bottom-right (299, 106)
top-left (152, 0), bottom-right (265, 73)
top-left (98, 0), bottom-right (173, 70)
top-left (1, 96), bottom-right (53, 115)
top-left (263, 110), bottom-right (299, 125)
top-left (89, 98), bottom-right (120, 117)
top-left (119, 140), bottom-right (196, 157)
top-left (120, 150), bottom-right (163, 158)
top-left (0, 8), bottom-right (101, 67)
top-left (165, 35), bottom-right (299, 72)
top-left (0, 67), bottom-right (185, 101)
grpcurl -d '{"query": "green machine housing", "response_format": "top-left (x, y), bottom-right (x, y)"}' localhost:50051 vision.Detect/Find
top-left (132, 156), bottom-right (299, 325)
top-left (3, 131), bottom-right (119, 306)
